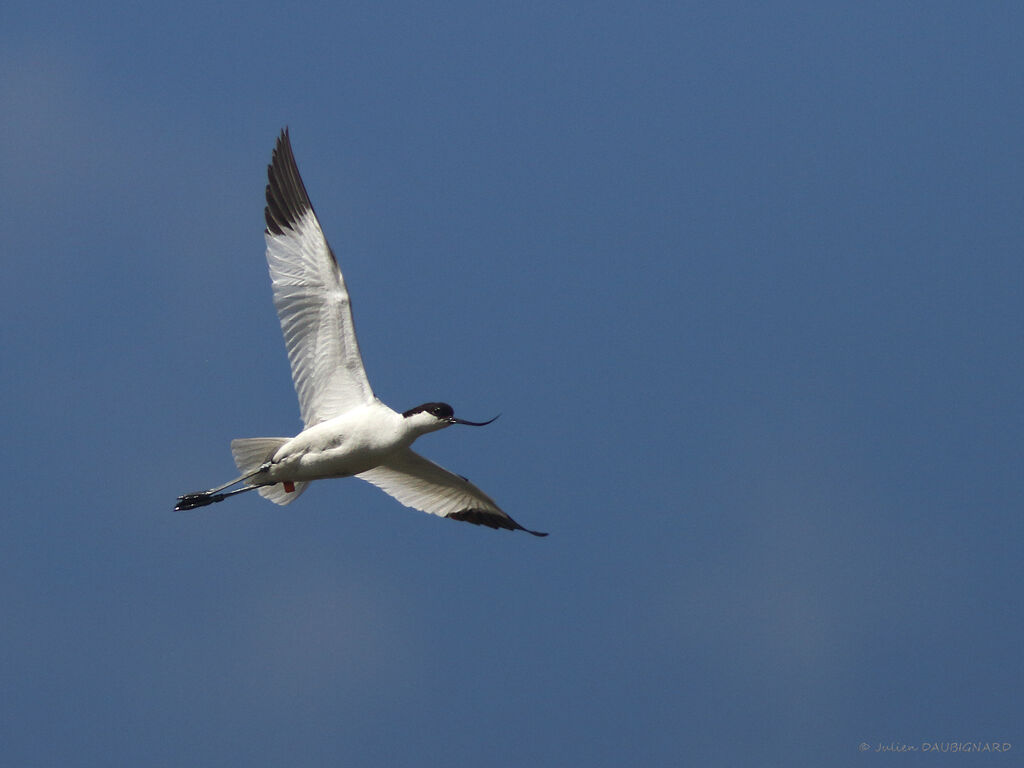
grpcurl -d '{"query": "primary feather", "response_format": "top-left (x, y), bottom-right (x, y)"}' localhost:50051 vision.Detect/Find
top-left (264, 130), bottom-right (374, 427)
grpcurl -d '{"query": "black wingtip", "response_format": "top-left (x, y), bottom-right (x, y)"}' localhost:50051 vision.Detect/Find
top-left (265, 127), bottom-right (315, 236)
top-left (447, 508), bottom-right (548, 537)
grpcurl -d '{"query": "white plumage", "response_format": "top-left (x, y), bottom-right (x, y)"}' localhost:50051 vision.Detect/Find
top-left (176, 129), bottom-right (545, 537)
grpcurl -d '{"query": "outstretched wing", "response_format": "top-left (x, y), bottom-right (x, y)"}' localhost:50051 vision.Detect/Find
top-left (264, 129), bottom-right (374, 427)
top-left (356, 448), bottom-right (547, 536)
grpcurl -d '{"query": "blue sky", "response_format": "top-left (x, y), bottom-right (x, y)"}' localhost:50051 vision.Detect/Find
top-left (2, 1), bottom-right (1022, 765)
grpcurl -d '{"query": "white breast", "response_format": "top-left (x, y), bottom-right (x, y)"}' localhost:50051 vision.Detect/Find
top-left (270, 402), bottom-right (409, 481)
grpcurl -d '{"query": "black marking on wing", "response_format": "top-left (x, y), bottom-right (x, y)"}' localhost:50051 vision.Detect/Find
top-left (447, 508), bottom-right (548, 537)
top-left (265, 128), bottom-right (316, 236)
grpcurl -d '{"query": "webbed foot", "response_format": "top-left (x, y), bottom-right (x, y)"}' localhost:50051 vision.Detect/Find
top-left (174, 492), bottom-right (226, 511)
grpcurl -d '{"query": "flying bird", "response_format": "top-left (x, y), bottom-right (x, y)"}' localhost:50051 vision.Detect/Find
top-left (175, 129), bottom-right (546, 536)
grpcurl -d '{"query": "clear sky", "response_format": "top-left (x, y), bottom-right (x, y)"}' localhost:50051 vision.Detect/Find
top-left (2, 2), bottom-right (1022, 766)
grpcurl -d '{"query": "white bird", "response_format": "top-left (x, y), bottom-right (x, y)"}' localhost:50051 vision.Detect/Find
top-left (176, 129), bottom-right (546, 536)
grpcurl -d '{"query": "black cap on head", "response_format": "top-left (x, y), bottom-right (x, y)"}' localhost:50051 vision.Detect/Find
top-left (402, 402), bottom-right (454, 419)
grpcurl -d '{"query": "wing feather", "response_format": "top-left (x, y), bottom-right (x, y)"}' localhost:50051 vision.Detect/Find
top-left (264, 129), bottom-right (374, 426)
top-left (357, 449), bottom-right (546, 536)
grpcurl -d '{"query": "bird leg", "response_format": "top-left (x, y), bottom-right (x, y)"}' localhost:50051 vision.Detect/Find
top-left (174, 462), bottom-right (274, 511)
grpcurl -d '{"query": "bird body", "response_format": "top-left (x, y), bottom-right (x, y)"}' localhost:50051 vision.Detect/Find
top-left (175, 130), bottom-right (545, 536)
top-left (243, 402), bottom-right (420, 484)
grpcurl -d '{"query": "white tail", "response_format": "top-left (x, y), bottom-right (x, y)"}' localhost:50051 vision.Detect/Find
top-left (230, 437), bottom-right (309, 505)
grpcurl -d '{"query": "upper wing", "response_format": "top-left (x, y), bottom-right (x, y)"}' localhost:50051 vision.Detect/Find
top-left (264, 129), bottom-right (375, 427)
top-left (356, 448), bottom-right (547, 536)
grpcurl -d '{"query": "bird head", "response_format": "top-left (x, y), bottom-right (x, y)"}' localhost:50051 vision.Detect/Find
top-left (401, 402), bottom-right (500, 434)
